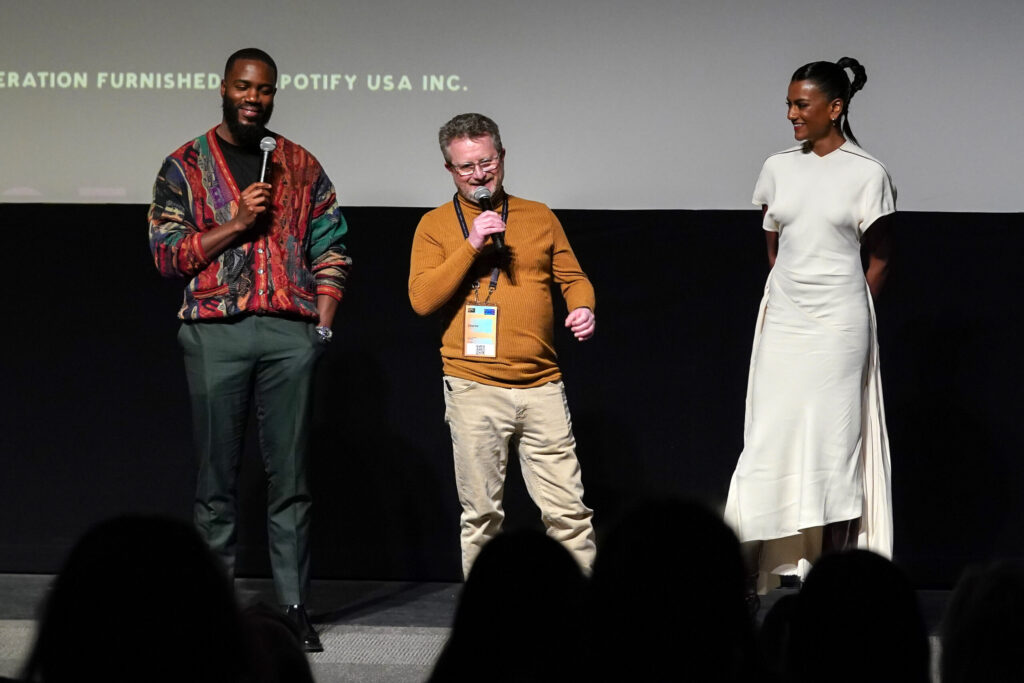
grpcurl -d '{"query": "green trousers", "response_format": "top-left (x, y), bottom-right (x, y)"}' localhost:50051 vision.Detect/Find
top-left (179, 315), bottom-right (322, 605)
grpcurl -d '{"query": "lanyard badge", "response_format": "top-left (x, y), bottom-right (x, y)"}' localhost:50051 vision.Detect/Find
top-left (463, 304), bottom-right (498, 357)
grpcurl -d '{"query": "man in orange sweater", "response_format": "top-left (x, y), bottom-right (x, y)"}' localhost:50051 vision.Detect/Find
top-left (409, 113), bottom-right (597, 577)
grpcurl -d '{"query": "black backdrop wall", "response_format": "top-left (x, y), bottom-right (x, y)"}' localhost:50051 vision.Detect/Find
top-left (1, 204), bottom-right (1021, 587)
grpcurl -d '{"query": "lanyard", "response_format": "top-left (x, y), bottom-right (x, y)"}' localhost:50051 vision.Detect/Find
top-left (453, 193), bottom-right (509, 304)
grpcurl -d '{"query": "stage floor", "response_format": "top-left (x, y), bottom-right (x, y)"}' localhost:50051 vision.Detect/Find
top-left (0, 574), bottom-right (948, 682)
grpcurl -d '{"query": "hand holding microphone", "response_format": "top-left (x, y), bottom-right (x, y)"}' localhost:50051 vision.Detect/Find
top-left (238, 178), bottom-right (271, 213)
top-left (235, 137), bottom-right (276, 229)
top-left (470, 186), bottom-right (505, 251)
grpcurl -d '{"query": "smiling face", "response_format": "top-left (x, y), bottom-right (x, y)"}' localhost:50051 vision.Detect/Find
top-left (219, 59), bottom-right (276, 148)
top-left (445, 135), bottom-right (506, 204)
top-left (786, 79), bottom-right (844, 146)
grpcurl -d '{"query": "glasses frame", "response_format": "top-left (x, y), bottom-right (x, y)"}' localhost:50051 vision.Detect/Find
top-left (448, 154), bottom-right (502, 177)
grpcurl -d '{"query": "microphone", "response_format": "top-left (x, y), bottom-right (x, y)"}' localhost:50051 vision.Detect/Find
top-left (472, 186), bottom-right (504, 251)
top-left (259, 136), bottom-right (276, 183)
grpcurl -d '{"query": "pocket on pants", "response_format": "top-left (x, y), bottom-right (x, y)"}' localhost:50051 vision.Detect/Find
top-left (177, 322), bottom-right (195, 352)
top-left (442, 376), bottom-right (477, 426)
top-left (443, 375), bottom-right (476, 397)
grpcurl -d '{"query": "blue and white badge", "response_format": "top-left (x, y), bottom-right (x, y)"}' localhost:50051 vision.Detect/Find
top-left (463, 304), bottom-right (498, 357)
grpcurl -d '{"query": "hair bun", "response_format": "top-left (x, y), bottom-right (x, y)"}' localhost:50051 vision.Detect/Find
top-left (836, 57), bottom-right (867, 97)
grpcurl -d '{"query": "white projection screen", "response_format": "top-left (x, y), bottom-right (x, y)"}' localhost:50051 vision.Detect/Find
top-left (1, 0), bottom-right (1022, 210)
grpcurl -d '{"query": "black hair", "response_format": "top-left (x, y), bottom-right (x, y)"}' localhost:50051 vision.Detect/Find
top-left (791, 57), bottom-right (867, 145)
top-left (224, 47), bottom-right (278, 82)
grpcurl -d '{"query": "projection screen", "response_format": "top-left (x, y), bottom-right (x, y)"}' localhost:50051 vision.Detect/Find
top-left (1, 0), bottom-right (1022, 210)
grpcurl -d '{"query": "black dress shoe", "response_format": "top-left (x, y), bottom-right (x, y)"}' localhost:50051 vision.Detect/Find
top-left (284, 604), bottom-right (324, 653)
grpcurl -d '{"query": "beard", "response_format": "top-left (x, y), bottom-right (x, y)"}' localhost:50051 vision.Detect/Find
top-left (221, 94), bottom-right (274, 148)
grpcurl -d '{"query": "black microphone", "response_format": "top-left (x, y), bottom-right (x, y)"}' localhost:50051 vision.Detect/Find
top-left (472, 186), bottom-right (504, 251)
top-left (259, 136), bottom-right (276, 183)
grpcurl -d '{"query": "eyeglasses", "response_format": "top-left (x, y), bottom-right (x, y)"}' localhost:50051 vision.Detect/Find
top-left (449, 155), bottom-right (501, 177)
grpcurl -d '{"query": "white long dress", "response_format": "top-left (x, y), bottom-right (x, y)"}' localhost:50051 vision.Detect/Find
top-left (724, 141), bottom-right (896, 583)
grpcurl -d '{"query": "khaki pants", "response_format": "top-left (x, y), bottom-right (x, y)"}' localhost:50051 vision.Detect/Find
top-left (443, 376), bottom-right (596, 577)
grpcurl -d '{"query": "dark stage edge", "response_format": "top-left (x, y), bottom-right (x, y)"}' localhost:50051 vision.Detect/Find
top-left (0, 574), bottom-right (946, 682)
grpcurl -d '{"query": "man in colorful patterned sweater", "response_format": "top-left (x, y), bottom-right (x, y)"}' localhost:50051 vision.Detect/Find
top-left (148, 48), bottom-right (350, 652)
top-left (409, 113), bottom-right (597, 578)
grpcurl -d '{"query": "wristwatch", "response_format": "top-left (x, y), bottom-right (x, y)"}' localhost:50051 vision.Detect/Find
top-left (315, 325), bottom-right (333, 343)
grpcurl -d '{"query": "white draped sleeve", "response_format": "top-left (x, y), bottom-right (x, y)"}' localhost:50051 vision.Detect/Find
top-left (752, 162), bottom-right (779, 232)
top-left (858, 166), bottom-right (896, 238)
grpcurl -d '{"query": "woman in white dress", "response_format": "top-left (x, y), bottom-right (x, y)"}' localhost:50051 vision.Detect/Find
top-left (724, 58), bottom-right (896, 597)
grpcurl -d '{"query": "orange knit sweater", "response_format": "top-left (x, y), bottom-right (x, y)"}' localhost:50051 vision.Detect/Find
top-left (409, 194), bottom-right (595, 388)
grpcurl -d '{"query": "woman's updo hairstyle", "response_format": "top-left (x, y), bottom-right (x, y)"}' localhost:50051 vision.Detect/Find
top-left (791, 57), bottom-right (867, 145)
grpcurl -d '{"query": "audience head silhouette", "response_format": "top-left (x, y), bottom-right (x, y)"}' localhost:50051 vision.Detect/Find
top-left (429, 528), bottom-right (586, 682)
top-left (589, 497), bottom-right (756, 681)
top-left (758, 592), bottom-right (798, 680)
top-left (243, 602), bottom-right (316, 683)
top-left (789, 549), bottom-right (928, 683)
top-left (941, 560), bottom-right (1024, 683)
top-left (21, 515), bottom-right (249, 683)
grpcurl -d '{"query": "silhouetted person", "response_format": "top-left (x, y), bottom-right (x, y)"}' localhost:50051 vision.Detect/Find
top-left (757, 593), bottom-right (799, 682)
top-left (589, 498), bottom-right (758, 681)
top-left (788, 550), bottom-right (928, 683)
top-left (243, 603), bottom-right (316, 683)
top-left (21, 515), bottom-right (250, 683)
top-left (941, 560), bottom-right (1024, 683)
top-left (429, 529), bottom-right (587, 683)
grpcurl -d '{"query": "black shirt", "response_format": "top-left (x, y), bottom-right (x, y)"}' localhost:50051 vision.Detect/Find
top-left (216, 133), bottom-right (262, 190)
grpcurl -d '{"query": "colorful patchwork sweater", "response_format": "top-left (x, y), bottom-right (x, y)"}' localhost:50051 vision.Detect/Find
top-left (148, 127), bottom-right (350, 320)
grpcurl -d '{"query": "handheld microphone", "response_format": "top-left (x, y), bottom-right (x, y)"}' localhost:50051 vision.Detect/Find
top-left (472, 186), bottom-right (504, 251)
top-left (259, 136), bottom-right (276, 183)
